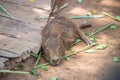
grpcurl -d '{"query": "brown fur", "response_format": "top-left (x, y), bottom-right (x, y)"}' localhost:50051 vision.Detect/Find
top-left (41, 16), bottom-right (93, 66)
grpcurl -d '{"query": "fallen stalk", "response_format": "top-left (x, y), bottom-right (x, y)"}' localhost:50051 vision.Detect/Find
top-left (88, 22), bottom-right (114, 37)
top-left (0, 70), bottom-right (30, 74)
top-left (0, 5), bottom-right (14, 18)
top-left (102, 12), bottom-right (120, 21)
top-left (62, 43), bottom-right (97, 59)
top-left (34, 52), bottom-right (41, 68)
top-left (70, 15), bottom-right (104, 19)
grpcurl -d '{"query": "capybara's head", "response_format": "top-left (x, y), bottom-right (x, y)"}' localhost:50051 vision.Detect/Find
top-left (42, 36), bottom-right (65, 66)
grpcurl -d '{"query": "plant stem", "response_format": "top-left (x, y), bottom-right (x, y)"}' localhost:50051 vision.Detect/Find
top-left (0, 5), bottom-right (15, 18)
top-left (62, 43), bottom-right (97, 59)
top-left (0, 70), bottom-right (30, 74)
top-left (34, 52), bottom-right (41, 67)
top-left (102, 12), bottom-right (120, 21)
top-left (70, 15), bottom-right (104, 19)
top-left (88, 22), bottom-right (114, 37)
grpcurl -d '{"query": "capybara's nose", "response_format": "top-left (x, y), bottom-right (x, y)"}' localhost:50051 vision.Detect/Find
top-left (50, 58), bottom-right (61, 66)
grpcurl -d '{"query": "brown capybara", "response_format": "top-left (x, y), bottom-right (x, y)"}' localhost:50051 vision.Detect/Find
top-left (41, 16), bottom-right (93, 66)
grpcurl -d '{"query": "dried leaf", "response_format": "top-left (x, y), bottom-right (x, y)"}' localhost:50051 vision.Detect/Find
top-left (92, 10), bottom-right (97, 14)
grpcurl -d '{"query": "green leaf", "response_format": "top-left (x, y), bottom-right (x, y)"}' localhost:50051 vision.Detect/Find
top-left (84, 49), bottom-right (96, 53)
top-left (30, 53), bottom-right (39, 58)
top-left (34, 63), bottom-right (48, 71)
top-left (40, 65), bottom-right (48, 71)
top-left (65, 57), bottom-right (71, 61)
top-left (30, 68), bottom-right (38, 76)
top-left (50, 77), bottom-right (58, 80)
top-left (113, 57), bottom-right (120, 63)
top-left (91, 36), bottom-right (97, 42)
top-left (38, 16), bottom-right (46, 20)
top-left (77, 0), bottom-right (83, 4)
top-left (110, 25), bottom-right (118, 30)
top-left (95, 44), bottom-right (107, 50)
top-left (91, 42), bottom-right (97, 46)
top-left (116, 16), bottom-right (120, 21)
top-left (85, 32), bottom-right (90, 36)
top-left (17, 64), bottom-right (24, 69)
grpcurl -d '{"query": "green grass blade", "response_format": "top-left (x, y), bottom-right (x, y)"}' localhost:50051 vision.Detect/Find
top-left (0, 5), bottom-right (14, 18)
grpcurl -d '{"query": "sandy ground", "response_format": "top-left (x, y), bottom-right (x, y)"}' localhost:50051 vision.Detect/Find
top-left (1, 0), bottom-right (120, 80)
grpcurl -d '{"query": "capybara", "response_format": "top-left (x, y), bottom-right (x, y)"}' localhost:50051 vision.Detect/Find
top-left (41, 16), bottom-right (93, 66)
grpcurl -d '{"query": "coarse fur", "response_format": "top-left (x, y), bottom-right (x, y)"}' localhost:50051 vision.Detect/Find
top-left (41, 16), bottom-right (93, 66)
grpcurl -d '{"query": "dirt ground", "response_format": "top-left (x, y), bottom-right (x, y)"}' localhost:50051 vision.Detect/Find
top-left (1, 0), bottom-right (120, 80)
